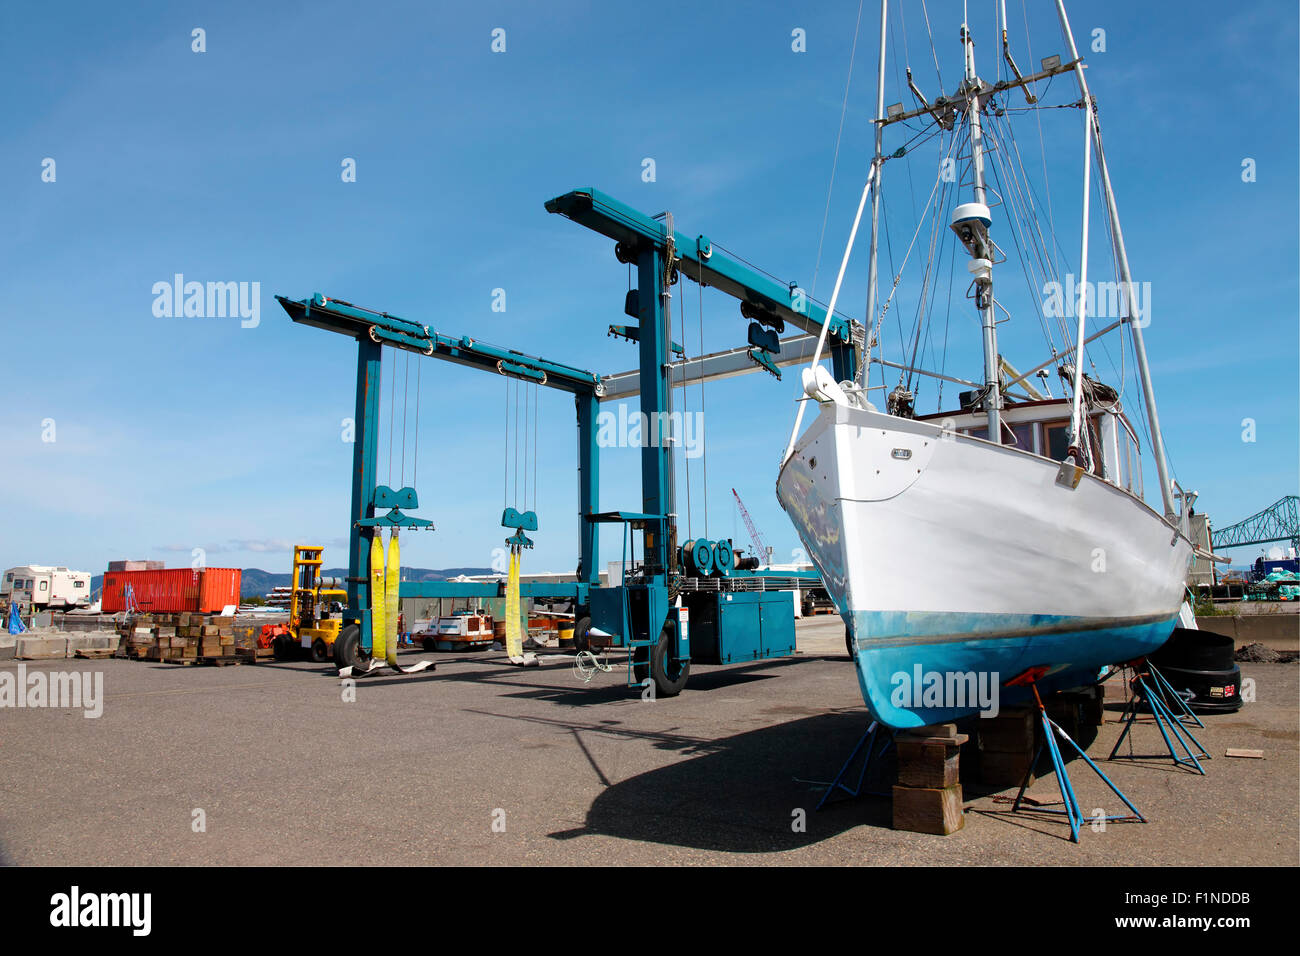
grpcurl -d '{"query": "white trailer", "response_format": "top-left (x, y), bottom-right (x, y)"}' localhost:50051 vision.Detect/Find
top-left (1, 565), bottom-right (93, 610)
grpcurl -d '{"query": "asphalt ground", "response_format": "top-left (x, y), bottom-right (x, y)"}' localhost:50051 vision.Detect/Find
top-left (1, 617), bottom-right (1295, 865)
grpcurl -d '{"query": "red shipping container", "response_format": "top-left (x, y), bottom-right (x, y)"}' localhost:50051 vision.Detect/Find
top-left (101, 568), bottom-right (241, 614)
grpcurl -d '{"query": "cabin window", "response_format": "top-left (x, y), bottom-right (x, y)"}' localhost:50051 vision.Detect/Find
top-left (1116, 422), bottom-right (1140, 495)
top-left (74, 580), bottom-right (85, 588)
top-left (1043, 419), bottom-right (1104, 475)
top-left (39, 581), bottom-right (47, 591)
top-left (1044, 420), bottom-right (1071, 462)
top-left (1087, 418), bottom-right (1104, 477)
top-left (4, 573), bottom-right (10, 583)
top-left (1009, 422), bottom-right (1034, 452)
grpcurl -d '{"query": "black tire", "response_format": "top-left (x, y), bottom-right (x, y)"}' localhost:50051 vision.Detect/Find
top-left (333, 624), bottom-right (363, 669)
top-left (422, 636), bottom-right (436, 652)
top-left (1152, 627), bottom-right (1235, 672)
top-left (1152, 662), bottom-right (1244, 714)
top-left (272, 633), bottom-right (296, 661)
top-left (632, 627), bottom-right (690, 697)
top-left (572, 615), bottom-right (592, 654)
top-left (310, 639), bottom-right (329, 663)
top-left (845, 627), bottom-right (855, 661)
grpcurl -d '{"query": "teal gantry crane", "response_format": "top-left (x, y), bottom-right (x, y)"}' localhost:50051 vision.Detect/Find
top-left (277, 187), bottom-right (860, 695)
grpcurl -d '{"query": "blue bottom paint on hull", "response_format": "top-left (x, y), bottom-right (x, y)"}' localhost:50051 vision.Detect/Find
top-left (847, 610), bottom-right (1180, 729)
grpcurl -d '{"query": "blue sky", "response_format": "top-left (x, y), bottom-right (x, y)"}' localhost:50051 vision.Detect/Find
top-left (2, 0), bottom-right (1296, 580)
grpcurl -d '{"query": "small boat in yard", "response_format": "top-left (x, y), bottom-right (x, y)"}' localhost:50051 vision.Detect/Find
top-left (778, 1), bottom-right (1214, 728)
top-left (415, 610), bottom-right (496, 652)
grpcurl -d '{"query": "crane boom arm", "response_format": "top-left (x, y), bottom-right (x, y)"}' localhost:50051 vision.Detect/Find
top-left (731, 488), bottom-right (769, 563)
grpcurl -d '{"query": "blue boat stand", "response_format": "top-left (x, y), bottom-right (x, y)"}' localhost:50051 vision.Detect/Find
top-left (1011, 679), bottom-right (1145, 843)
top-left (816, 720), bottom-right (895, 810)
top-left (1107, 660), bottom-right (1210, 774)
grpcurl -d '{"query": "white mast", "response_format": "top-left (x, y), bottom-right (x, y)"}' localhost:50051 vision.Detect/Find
top-left (1066, 68), bottom-right (1094, 465)
top-left (959, 23), bottom-right (1003, 441)
top-left (1054, 0), bottom-right (1177, 519)
top-left (862, 0), bottom-right (889, 378)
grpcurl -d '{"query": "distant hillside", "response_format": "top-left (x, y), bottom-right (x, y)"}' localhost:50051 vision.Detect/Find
top-left (239, 567), bottom-right (495, 596)
top-left (92, 567), bottom-right (496, 598)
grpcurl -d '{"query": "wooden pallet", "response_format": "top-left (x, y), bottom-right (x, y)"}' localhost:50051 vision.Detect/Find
top-left (196, 654), bottom-right (254, 666)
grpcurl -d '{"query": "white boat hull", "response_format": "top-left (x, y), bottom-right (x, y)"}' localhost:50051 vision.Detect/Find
top-left (777, 402), bottom-right (1194, 728)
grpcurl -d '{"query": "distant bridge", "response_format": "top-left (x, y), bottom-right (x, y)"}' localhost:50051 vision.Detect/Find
top-left (1211, 495), bottom-right (1299, 552)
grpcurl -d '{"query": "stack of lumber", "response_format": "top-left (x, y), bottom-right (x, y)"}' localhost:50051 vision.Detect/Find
top-left (116, 613), bottom-right (255, 664)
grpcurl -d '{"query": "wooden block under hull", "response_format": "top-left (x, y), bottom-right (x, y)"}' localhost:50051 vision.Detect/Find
top-left (896, 741), bottom-right (962, 789)
top-left (892, 784), bottom-right (965, 835)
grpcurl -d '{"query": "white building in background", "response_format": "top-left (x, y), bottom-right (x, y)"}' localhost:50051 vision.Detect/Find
top-left (1, 565), bottom-right (93, 609)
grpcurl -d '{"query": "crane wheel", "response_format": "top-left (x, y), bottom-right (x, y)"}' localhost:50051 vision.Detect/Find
top-left (632, 626), bottom-right (690, 697)
top-left (333, 624), bottom-right (362, 669)
top-left (310, 639), bottom-right (329, 663)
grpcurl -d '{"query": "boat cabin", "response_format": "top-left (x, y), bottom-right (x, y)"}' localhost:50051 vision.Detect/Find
top-left (433, 610), bottom-right (494, 639)
top-left (411, 609), bottom-right (498, 651)
top-left (918, 398), bottom-right (1144, 499)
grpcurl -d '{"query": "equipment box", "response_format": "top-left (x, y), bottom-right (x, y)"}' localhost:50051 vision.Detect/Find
top-left (683, 590), bottom-right (795, 665)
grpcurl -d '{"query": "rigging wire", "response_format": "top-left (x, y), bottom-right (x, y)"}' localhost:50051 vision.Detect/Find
top-left (387, 346), bottom-right (396, 487)
top-left (810, 0), bottom-right (865, 299)
top-left (530, 382), bottom-right (535, 515)
top-left (413, 357), bottom-right (421, 490)
top-left (514, 375), bottom-right (521, 507)
top-left (984, 113), bottom-right (1061, 359)
top-left (503, 376), bottom-right (509, 511)
top-left (902, 164), bottom-right (949, 388)
top-left (937, 221), bottom-right (958, 409)
top-left (889, 10), bottom-right (921, 223)
top-left (863, 126), bottom-right (958, 388)
top-left (400, 350), bottom-right (410, 486)
top-left (919, 0), bottom-right (945, 95)
top-left (855, 0), bottom-right (1150, 454)
top-left (1022, 0), bottom-right (1067, 294)
top-left (523, 379), bottom-right (530, 512)
top-left (912, 175), bottom-right (957, 401)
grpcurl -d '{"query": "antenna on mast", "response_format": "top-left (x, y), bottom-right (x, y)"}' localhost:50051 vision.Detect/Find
top-left (1000, 0), bottom-right (1037, 103)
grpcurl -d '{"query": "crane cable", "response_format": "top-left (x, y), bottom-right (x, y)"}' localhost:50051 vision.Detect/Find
top-left (698, 268), bottom-right (708, 538)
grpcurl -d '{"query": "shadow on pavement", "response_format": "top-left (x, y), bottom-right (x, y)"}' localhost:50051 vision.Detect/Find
top-left (539, 709), bottom-right (894, 852)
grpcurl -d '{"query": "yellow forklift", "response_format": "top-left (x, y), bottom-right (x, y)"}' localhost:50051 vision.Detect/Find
top-left (260, 546), bottom-right (349, 662)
